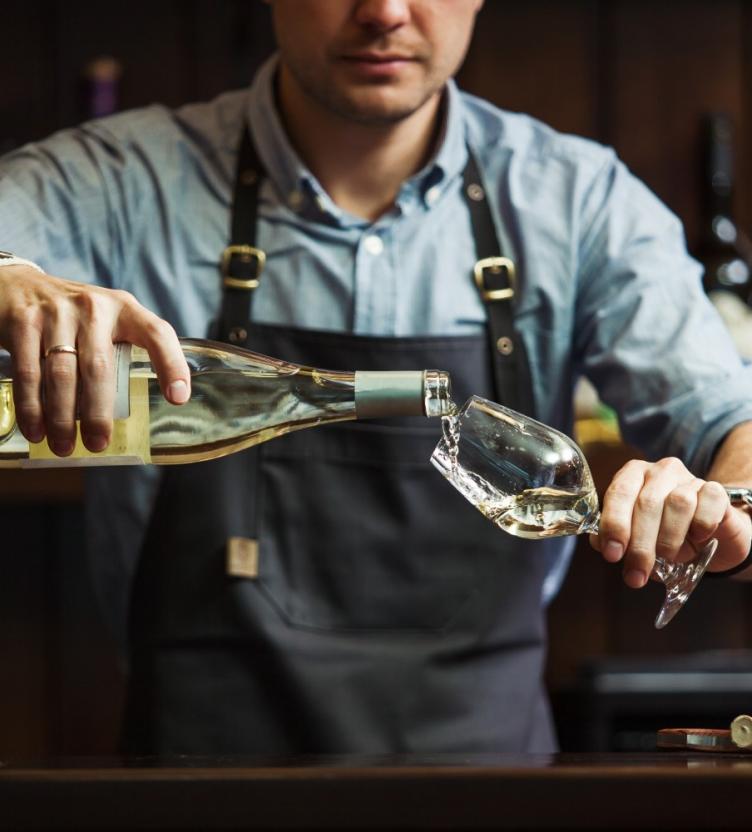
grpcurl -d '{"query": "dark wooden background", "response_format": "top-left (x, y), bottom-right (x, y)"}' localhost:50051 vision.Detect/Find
top-left (2, 0), bottom-right (752, 758)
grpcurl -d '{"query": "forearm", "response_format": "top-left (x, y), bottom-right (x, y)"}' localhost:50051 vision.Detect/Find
top-left (707, 420), bottom-right (752, 479)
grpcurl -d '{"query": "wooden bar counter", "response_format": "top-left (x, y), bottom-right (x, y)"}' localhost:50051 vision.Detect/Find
top-left (0, 752), bottom-right (750, 831)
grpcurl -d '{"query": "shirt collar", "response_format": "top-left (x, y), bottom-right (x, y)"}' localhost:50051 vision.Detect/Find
top-left (397, 77), bottom-right (468, 211)
top-left (246, 54), bottom-right (468, 225)
top-left (246, 55), bottom-right (315, 216)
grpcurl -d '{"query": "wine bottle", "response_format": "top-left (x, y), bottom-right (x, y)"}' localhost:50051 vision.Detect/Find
top-left (81, 56), bottom-right (122, 120)
top-left (0, 338), bottom-right (452, 468)
top-left (696, 113), bottom-right (752, 358)
top-left (697, 113), bottom-right (751, 303)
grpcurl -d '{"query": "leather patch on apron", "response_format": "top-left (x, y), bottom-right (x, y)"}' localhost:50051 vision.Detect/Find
top-left (226, 536), bottom-right (259, 579)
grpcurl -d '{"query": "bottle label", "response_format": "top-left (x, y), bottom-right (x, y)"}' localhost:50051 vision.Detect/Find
top-left (25, 344), bottom-right (152, 467)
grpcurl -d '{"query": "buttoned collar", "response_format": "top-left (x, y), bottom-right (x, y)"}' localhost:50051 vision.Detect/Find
top-left (246, 54), bottom-right (469, 228)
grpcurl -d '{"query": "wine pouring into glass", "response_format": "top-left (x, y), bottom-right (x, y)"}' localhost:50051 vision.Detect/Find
top-left (431, 395), bottom-right (752, 628)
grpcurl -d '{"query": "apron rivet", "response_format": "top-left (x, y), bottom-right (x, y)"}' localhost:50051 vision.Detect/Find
top-left (240, 169), bottom-right (258, 186)
top-left (467, 183), bottom-right (485, 202)
top-left (496, 336), bottom-right (514, 355)
top-left (229, 326), bottom-right (248, 343)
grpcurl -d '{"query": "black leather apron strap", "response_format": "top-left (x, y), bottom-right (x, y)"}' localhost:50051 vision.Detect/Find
top-left (217, 126), bottom-right (534, 416)
top-left (462, 150), bottom-right (535, 417)
top-left (217, 127), bottom-right (266, 345)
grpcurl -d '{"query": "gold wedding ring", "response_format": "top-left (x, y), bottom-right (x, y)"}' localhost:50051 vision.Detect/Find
top-left (44, 344), bottom-right (78, 358)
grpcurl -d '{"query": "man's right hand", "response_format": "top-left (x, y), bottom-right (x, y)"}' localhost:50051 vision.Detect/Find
top-left (0, 266), bottom-right (191, 456)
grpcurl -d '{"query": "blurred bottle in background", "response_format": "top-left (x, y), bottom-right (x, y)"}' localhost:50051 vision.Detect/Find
top-left (696, 113), bottom-right (752, 359)
top-left (81, 56), bottom-right (122, 120)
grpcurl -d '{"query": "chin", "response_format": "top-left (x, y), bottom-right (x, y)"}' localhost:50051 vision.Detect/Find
top-left (332, 90), bottom-right (432, 126)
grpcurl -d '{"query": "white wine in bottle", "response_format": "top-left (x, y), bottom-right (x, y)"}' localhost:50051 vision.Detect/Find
top-left (0, 338), bottom-right (452, 468)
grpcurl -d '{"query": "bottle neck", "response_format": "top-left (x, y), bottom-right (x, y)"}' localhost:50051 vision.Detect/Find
top-left (354, 370), bottom-right (452, 419)
top-left (423, 370), bottom-right (453, 417)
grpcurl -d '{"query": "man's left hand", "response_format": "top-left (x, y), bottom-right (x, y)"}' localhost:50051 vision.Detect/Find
top-left (589, 456), bottom-right (751, 588)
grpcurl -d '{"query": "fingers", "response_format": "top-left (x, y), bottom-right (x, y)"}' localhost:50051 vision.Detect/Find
top-left (113, 293), bottom-right (190, 405)
top-left (655, 478), bottom-right (703, 563)
top-left (41, 312), bottom-right (80, 456)
top-left (75, 327), bottom-right (115, 453)
top-left (598, 460), bottom-right (652, 586)
top-left (687, 480), bottom-right (729, 547)
top-left (10, 330), bottom-right (45, 444)
top-left (42, 348), bottom-right (79, 455)
top-left (595, 458), bottom-right (729, 589)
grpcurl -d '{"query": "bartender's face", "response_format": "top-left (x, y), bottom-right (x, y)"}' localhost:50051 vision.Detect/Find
top-left (267, 0), bottom-right (484, 125)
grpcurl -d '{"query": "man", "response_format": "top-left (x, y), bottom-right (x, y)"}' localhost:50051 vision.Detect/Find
top-left (1, 0), bottom-right (751, 754)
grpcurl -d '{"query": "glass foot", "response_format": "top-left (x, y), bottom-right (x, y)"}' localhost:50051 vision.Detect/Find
top-left (653, 539), bottom-right (718, 629)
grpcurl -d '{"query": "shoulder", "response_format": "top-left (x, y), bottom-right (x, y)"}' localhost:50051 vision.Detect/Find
top-left (458, 89), bottom-right (616, 189)
top-left (456, 90), bottom-right (678, 241)
top-left (85, 88), bottom-right (248, 177)
top-left (2, 89), bottom-right (249, 188)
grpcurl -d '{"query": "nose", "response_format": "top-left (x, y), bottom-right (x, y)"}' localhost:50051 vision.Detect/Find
top-left (354, 0), bottom-right (411, 31)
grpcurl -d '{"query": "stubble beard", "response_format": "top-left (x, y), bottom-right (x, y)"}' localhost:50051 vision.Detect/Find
top-left (287, 62), bottom-right (442, 128)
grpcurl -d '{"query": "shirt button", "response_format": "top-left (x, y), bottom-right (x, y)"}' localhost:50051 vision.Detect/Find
top-left (363, 235), bottom-right (384, 255)
top-left (425, 185), bottom-right (441, 206)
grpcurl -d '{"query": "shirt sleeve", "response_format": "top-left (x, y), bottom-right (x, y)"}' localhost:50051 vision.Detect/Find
top-left (0, 122), bottom-right (135, 288)
top-left (574, 152), bottom-right (752, 475)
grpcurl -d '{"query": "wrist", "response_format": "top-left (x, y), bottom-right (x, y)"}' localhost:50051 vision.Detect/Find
top-left (701, 487), bottom-right (752, 578)
top-left (0, 251), bottom-right (44, 273)
top-left (706, 553), bottom-right (752, 579)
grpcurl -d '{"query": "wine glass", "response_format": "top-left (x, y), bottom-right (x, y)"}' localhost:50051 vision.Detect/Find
top-left (431, 395), bottom-right (732, 629)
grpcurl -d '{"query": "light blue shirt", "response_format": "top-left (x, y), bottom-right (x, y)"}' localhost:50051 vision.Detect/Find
top-left (2, 55), bottom-right (752, 636)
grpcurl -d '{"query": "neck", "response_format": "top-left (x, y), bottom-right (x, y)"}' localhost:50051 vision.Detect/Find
top-left (277, 67), bottom-right (444, 221)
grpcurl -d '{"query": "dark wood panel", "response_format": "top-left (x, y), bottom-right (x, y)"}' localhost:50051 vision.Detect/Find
top-left (0, 508), bottom-right (51, 756)
top-left (49, 509), bottom-right (125, 755)
top-left (0, 4), bottom-right (54, 150)
top-left (741, 3), bottom-right (752, 260)
top-left (602, 0), bottom-right (745, 246)
top-left (49, 0), bottom-right (192, 127)
top-left (0, 499), bottom-right (123, 757)
top-left (190, 1), bottom-right (274, 101)
top-left (458, 1), bottom-right (599, 138)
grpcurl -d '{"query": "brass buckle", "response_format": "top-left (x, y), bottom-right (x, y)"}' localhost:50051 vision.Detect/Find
top-left (221, 245), bottom-right (266, 290)
top-left (474, 256), bottom-right (515, 301)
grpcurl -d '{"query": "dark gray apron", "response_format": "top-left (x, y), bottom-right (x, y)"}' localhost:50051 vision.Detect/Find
top-left (122, 127), bottom-right (557, 755)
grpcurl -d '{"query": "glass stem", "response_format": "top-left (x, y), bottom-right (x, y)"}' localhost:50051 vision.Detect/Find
top-left (579, 510), bottom-right (601, 536)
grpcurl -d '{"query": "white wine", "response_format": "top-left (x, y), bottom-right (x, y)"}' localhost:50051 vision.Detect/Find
top-left (0, 338), bottom-right (452, 468)
top-left (478, 485), bottom-right (599, 539)
top-left (433, 407), bottom-right (600, 539)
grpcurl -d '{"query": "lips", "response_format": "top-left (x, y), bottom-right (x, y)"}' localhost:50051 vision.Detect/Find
top-left (342, 52), bottom-right (415, 63)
